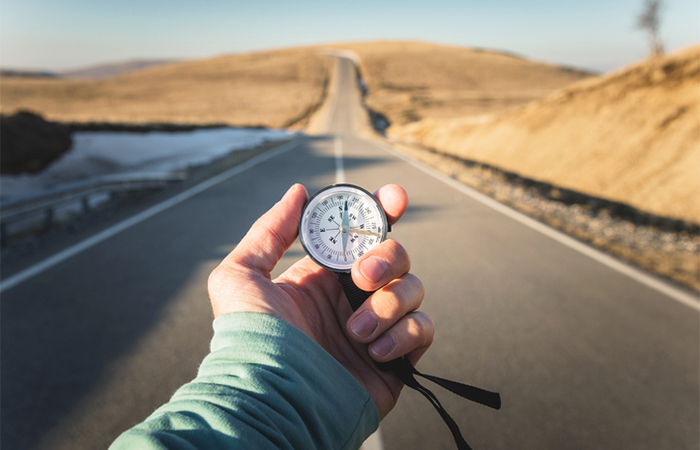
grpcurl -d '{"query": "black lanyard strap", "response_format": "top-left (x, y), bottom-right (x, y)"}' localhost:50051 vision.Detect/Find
top-left (336, 272), bottom-right (502, 450)
top-left (404, 370), bottom-right (473, 450)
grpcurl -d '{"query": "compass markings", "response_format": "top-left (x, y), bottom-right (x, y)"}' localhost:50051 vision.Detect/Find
top-left (302, 187), bottom-right (387, 270)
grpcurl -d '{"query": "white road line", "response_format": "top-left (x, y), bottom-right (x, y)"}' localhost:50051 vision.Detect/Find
top-left (335, 137), bottom-right (346, 183)
top-left (0, 139), bottom-right (305, 294)
top-left (359, 427), bottom-right (384, 450)
top-left (333, 134), bottom-right (385, 450)
top-left (375, 141), bottom-right (700, 312)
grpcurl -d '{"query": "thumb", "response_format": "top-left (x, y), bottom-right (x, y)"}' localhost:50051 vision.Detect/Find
top-left (226, 184), bottom-right (308, 277)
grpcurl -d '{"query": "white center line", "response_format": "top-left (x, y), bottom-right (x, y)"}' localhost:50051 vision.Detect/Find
top-left (335, 137), bottom-right (345, 183)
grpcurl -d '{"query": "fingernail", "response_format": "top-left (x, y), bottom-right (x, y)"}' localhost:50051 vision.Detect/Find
top-left (351, 310), bottom-right (379, 338)
top-left (285, 184), bottom-right (298, 196)
top-left (370, 333), bottom-right (396, 358)
top-left (360, 256), bottom-right (388, 283)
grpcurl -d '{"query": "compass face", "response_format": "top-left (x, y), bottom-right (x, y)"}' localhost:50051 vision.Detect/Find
top-left (299, 184), bottom-right (388, 272)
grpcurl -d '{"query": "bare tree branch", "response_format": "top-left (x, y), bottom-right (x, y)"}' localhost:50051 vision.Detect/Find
top-left (637, 0), bottom-right (665, 56)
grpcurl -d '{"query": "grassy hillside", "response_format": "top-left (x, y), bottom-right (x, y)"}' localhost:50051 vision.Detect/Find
top-left (0, 48), bottom-right (332, 129)
top-left (3, 40), bottom-right (696, 225)
top-left (330, 41), bottom-right (592, 127)
top-left (0, 41), bottom-right (589, 131)
top-left (392, 45), bottom-right (700, 224)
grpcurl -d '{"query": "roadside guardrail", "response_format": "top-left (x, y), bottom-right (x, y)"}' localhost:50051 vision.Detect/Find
top-left (0, 172), bottom-right (186, 246)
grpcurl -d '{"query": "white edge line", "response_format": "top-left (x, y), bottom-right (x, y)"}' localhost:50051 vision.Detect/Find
top-left (374, 141), bottom-right (700, 312)
top-left (0, 139), bottom-right (305, 294)
top-left (334, 137), bottom-right (345, 183)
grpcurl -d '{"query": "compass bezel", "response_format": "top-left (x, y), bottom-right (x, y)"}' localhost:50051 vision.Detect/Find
top-left (299, 183), bottom-right (388, 273)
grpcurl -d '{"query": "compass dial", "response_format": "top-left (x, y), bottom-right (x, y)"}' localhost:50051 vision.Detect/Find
top-left (299, 184), bottom-right (388, 272)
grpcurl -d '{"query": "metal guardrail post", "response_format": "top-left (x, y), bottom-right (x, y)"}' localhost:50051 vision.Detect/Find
top-left (0, 173), bottom-right (186, 247)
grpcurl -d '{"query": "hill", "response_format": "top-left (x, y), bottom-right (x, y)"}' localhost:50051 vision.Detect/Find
top-left (390, 45), bottom-right (700, 225)
top-left (0, 48), bottom-right (332, 129)
top-left (0, 41), bottom-right (590, 132)
top-left (329, 41), bottom-right (593, 128)
top-left (3, 40), bottom-right (695, 224)
top-left (59, 59), bottom-right (179, 79)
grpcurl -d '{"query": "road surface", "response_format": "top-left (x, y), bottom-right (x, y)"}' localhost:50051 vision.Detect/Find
top-left (1, 56), bottom-right (698, 450)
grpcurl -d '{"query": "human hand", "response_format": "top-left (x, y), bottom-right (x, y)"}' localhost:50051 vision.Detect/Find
top-left (207, 183), bottom-right (434, 419)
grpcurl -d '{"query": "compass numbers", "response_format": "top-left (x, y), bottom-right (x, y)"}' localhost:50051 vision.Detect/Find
top-left (300, 184), bottom-right (388, 272)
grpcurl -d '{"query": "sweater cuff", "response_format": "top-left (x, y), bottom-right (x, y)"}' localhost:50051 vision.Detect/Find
top-left (202, 312), bottom-right (380, 450)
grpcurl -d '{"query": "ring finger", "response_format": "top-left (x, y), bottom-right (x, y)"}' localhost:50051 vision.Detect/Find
top-left (368, 311), bottom-right (435, 365)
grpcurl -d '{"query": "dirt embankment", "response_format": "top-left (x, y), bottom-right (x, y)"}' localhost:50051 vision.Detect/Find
top-left (0, 48), bottom-right (332, 129)
top-left (393, 45), bottom-right (700, 226)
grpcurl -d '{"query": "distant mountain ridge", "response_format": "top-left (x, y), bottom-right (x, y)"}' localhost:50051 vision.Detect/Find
top-left (59, 59), bottom-right (180, 79)
top-left (1, 59), bottom-right (179, 79)
top-left (0, 47), bottom-right (332, 128)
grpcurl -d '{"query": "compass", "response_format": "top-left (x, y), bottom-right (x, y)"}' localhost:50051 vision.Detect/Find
top-left (299, 183), bottom-right (388, 273)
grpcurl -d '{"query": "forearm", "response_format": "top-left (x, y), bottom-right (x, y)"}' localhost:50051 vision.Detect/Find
top-left (110, 313), bottom-right (379, 450)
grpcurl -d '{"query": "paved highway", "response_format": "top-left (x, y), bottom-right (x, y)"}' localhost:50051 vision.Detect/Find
top-left (2, 57), bottom-right (698, 450)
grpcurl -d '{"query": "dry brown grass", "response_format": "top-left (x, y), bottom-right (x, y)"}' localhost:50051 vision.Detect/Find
top-left (0, 48), bottom-right (332, 129)
top-left (396, 45), bottom-right (700, 224)
top-left (4, 40), bottom-right (697, 225)
top-left (328, 41), bottom-right (592, 126)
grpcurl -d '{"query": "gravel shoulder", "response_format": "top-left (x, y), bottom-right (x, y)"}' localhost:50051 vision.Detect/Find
top-left (389, 139), bottom-right (700, 292)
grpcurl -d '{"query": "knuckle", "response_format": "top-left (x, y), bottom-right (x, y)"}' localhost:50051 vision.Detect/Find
top-left (377, 239), bottom-right (404, 258)
top-left (376, 274), bottom-right (424, 316)
top-left (387, 239), bottom-right (409, 261)
top-left (406, 273), bottom-right (425, 299)
top-left (411, 311), bottom-right (435, 345)
top-left (394, 273), bottom-right (425, 306)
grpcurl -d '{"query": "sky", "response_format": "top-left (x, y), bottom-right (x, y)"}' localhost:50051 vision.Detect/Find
top-left (1, 0), bottom-right (698, 73)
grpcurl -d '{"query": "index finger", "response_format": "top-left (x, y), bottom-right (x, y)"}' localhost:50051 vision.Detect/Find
top-left (374, 184), bottom-right (408, 226)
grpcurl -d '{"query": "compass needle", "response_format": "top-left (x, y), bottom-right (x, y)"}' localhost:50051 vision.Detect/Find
top-left (341, 200), bottom-right (349, 255)
top-left (349, 228), bottom-right (382, 237)
top-left (299, 184), bottom-right (388, 272)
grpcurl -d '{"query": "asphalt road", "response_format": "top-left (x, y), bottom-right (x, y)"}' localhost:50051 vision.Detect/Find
top-left (2, 57), bottom-right (698, 450)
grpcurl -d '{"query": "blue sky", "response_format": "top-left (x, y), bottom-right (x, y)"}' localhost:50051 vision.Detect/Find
top-left (1, 0), bottom-right (698, 73)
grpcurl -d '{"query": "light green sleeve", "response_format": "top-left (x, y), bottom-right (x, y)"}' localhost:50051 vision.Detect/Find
top-left (110, 313), bottom-right (380, 450)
